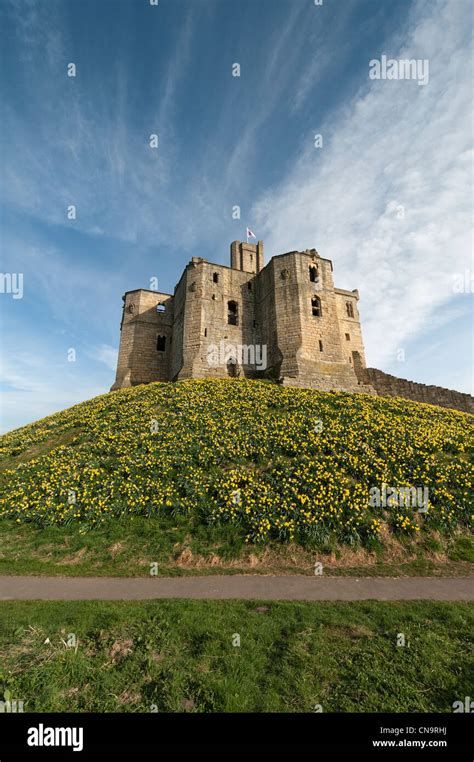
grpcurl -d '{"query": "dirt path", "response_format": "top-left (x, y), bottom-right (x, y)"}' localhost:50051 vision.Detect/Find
top-left (0, 575), bottom-right (472, 601)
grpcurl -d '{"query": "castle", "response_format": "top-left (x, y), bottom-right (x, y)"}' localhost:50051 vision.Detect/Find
top-left (111, 240), bottom-right (370, 393)
top-left (111, 240), bottom-right (473, 414)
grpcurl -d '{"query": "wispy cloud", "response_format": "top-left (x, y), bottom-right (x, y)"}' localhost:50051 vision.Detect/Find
top-left (1, 2), bottom-right (177, 247)
top-left (89, 344), bottom-right (118, 372)
top-left (0, 344), bottom-right (106, 434)
top-left (252, 0), bottom-right (473, 372)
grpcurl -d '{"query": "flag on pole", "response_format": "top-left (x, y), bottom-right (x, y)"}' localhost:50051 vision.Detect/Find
top-left (246, 227), bottom-right (256, 242)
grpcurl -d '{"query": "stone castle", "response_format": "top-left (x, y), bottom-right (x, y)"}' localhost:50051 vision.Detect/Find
top-left (111, 240), bottom-right (473, 414)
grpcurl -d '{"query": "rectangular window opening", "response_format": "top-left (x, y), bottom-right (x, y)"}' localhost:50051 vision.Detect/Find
top-left (228, 300), bottom-right (238, 326)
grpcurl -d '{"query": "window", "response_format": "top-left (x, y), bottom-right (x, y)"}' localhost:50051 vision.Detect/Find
top-left (227, 358), bottom-right (239, 377)
top-left (309, 265), bottom-right (318, 283)
top-left (204, 327), bottom-right (207, 337)
top-left (228, 300), bottom-right (238, 325)
top-left (156, 335), bottom-right (166, 351)
top-left (213, 272), bottom-right (219, 283)
top-left (212, 294), bottom-right (216, 300)
top-left (346, 302), bottom-right (354, 318)
top-left (248, 281), bottom-right (252, 290)
top-left (312, 296), bottom-right (322, 317)
top-left (319, 340), bottom-right (323, 352)
top-left (157, 302), bottom-right (166, 313)
top-left (345, 333), bottom-right (350, 341)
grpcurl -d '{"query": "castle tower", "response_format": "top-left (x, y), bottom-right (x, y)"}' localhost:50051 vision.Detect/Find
top-left (230, 240), bottom-right (264, 274)
top-left (173, 255), bottom-right (258, 381)
top-left (110, 289), bottom-right (174, 389)
top-left (256, 248), bottom-right (366, 391)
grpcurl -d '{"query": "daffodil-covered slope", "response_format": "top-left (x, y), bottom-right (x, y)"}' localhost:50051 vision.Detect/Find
top-left (0, 379), bottom-right (472, 546)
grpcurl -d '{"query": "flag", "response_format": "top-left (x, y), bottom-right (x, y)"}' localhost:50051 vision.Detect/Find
top-left (246, 227), bottom-right (256, 240)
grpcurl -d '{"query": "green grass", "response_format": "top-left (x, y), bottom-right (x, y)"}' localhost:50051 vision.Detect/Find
top-left (0, 379), bottom-right (472, 576)
top-left (0, 515), bottom-right (472, 577)
top-left (0, 600), bottom-right (472, 712)
top-left (1, 379), bottom-right (472, 546)
top-left (448, 536), bottom-right (474, 563)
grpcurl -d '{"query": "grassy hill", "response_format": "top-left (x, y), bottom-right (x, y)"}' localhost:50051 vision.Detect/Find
top-left (0, 381), bottom-right (473, 714)
top-left (0, 379), bottom-right (472, 575)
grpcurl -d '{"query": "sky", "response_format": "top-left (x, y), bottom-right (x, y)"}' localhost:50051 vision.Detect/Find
top-left (0, 0), bottom-right (472, 433)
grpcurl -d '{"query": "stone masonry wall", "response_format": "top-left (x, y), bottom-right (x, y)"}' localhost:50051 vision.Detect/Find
top-left (255, 258), bottom-right (281, 377)
top-left (334, 289), bottom-right (366, 369)
top-left (177, 259), bottom-right (258, 380)
top-left (354, 364), bottom-right (474, 414)
top-left (111, 289), bottom-right (173, 388)
top-left (267, 251), bottom-right (369, 392)
top-left (298, 253), bottom-right (345, 365)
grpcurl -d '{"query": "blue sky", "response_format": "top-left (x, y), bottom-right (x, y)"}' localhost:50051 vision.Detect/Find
top-left (0, 0), bottom-right (472, 432)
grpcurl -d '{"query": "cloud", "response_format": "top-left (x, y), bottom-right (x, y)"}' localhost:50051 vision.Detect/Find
top-left (90, 344), bottom-right (119, 372)
top-left (0, 230), bottom-right (130, 340)
top-left (1, 1), bottom-right (182, 248)
top-left (252, 0), bottom-right (473, 370)
top-left (0, 347), bottom-right (106, 434)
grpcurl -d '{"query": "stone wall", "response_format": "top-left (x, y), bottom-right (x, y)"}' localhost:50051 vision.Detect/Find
top-left (111, 289), bottom-right (173, 389)
top-left (177, 258), bottom-right (259, 380)
top-left (298, 253), bottom-right (344, 364)
top-left (353, 364), bottom-right (474, 414)
top-left (264, 250), bottom-right (368, 392)
top-left (256, 256), bottom-right (281, 376)
top-left (230, 239), bottom-right (264, 274)
top-left (334, 288), bottom-right (366, 369)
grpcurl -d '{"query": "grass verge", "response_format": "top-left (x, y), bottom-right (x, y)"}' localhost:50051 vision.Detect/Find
top-left (0, 515), bottom-right (472, 577)
top-left (0, 600), bottom-right (472, 712)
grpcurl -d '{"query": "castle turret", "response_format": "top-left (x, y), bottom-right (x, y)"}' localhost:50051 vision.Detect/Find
top-left (230, 240), bottom-right (264, 274)
top-left (110, 289), bottom-right (173, 389)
